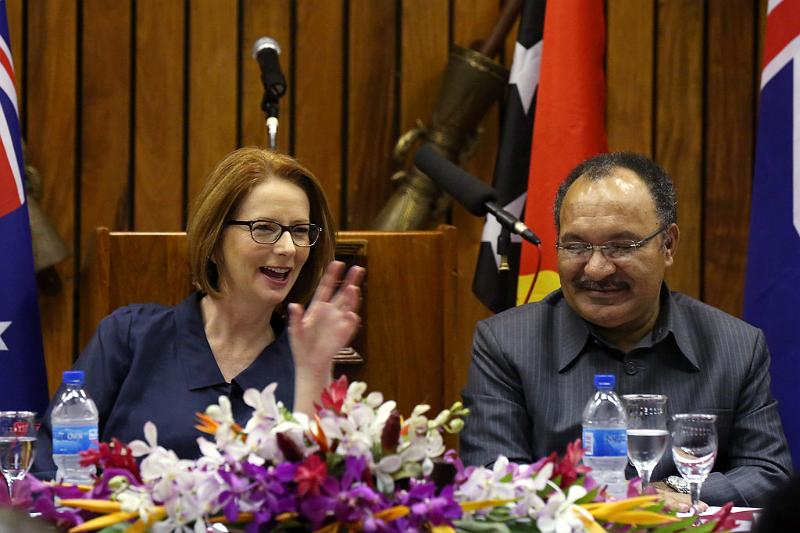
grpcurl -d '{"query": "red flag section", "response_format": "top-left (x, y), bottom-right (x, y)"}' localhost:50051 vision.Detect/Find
top-left (517, 0), bottom-right (608, 304)
top-left (762, 0), bottom-right (800, 70)
top-left (0, 152), bottom-right (21, 217)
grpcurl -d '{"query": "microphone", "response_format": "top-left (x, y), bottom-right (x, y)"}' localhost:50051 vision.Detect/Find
top-left (252, 37), bottom-right (286, 149)
top-left (252, 37), bottom-right (286, 99)
top-left (413, 144), bottom-right (541, 245)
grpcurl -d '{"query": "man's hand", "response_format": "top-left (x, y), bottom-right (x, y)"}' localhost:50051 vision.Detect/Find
top-left (650, 481), bottom-right (709, 513)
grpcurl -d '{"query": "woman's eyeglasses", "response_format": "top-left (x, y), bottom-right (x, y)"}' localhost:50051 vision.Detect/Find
top-left (227, 219), bottom-right (322, 247)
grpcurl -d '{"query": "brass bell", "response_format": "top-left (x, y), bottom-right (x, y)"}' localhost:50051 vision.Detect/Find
top-left (22, 142), bottom-right (70, 294)
top-left (372, 45), bottom-right (508, 231)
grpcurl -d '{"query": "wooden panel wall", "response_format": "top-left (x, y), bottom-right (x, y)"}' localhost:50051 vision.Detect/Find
top-left (26, 1), bottom-right (77, 396)
top-left (12, 0), bottom-right (766, 399)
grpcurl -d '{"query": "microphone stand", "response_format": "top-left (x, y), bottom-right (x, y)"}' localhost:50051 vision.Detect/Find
top-left (497, 226), bottom-right (511, 271)
top-left (262, 96), bottom-right (280, 150)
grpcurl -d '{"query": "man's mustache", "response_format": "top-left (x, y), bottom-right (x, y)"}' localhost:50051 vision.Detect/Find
top-left (573, 279), bottom-right (629, 291)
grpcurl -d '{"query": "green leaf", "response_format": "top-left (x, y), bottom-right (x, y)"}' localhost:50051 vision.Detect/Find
top-left (685, 521), bottom-right (718, 533)
top-left (575, 486), bottom-right (601, 504)
top-left (645, 503), bottom-right (670, 513)
top-left (453, 519), bottom-right (514, 532)
top-left (505, 519), bottom-right (538, 532)
top-left (484, 507), bottom-right (515, 521)
top-left (97, 525), bottom-right (130, 533)
top-left (454, 517), bottom-right (543, 533)
top-left (650, 515), bottom-right (699, 533)
top-left (324, 451), bottom-right (345, 476)
top-left (394, 464), bottom-right (423, 479)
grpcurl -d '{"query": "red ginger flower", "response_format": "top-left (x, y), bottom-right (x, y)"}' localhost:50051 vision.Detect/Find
top-left (709, 502), bottom-right (738, 532)
top-left (295, 453), bottom-right (328, 496)
top-left (316, 375), bottom-right (349, 414)
top-left (552, 439), bottom-right (591, 489)
top-left (79, 438), bottom-right (141, 482)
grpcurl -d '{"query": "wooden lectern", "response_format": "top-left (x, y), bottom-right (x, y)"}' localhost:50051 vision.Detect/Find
top-left (80, 226), bottom-right (458, 415)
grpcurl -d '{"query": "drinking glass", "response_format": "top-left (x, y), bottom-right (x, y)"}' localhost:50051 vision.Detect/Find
top-left (0, 411), bottom-right (37, 502)
top-left (623, 394), bottom-right (668, 486)
top-left (671, 413), bottom-right (717, 517)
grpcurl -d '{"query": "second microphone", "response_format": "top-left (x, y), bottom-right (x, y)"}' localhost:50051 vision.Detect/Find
top-left (413, 144), bottom-right (541, 245)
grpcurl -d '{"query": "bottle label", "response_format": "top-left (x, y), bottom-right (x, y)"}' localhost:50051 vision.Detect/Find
top-left (582, 427), bottom-right (627, 457)
top-left (52, 424), bottom-right (99, 455)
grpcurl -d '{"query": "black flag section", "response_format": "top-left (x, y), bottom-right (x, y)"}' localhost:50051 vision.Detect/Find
top-left (473, 0), bottom-right (546, 313)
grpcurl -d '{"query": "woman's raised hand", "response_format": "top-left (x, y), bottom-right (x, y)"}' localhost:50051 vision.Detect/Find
top-left (288, 261), bottom-right (364, 413)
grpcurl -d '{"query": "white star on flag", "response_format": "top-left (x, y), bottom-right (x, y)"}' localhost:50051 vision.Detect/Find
top-left (508, 41), bottom-right (542, 114)
top-left (0, 321), bottom-right (10, 350)
top-left (481, 193), bottom-right (526, 268)
top-left (479, 41), bottom-right (542, 271)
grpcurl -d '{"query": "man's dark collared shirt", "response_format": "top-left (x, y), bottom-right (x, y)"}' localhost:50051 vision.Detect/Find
top-left (460, 286), bottom-right (793, 507)
top-left (33, 293), bottom-right (294, 476)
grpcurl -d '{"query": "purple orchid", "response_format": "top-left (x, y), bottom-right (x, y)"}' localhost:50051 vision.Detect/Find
top-left (332, 483), bottom-right (386, 524)
top-left (17, 475), bottom-right (85, 529)
top-left (395, 479), bottom-right (461, 529)
top-left (218, 466), bottom-right (255, 522)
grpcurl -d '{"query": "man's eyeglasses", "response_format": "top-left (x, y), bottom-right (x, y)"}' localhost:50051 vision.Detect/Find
top-left (227, 219), bottom-right (322, 247)
top-left (556, 225), bottom-right (668, 260)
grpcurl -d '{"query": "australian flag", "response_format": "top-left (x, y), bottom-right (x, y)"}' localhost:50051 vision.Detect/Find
top-left (473, 0), bottom-right (545, 313)
top-left (743, 0), bottom-right (800, 466)
top-left (0, 0), bottom-right (49, 413)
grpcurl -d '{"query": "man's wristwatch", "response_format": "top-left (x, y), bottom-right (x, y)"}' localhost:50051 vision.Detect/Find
top-left (665, 476), bottom-right (691, 494)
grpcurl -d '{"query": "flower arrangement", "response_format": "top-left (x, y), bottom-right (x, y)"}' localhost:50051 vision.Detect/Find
top-left (13, 377), bottom-right (734, 532)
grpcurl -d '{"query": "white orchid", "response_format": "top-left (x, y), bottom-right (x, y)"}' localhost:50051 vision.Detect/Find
top-left (130, 423), bottom-right (191, 482)
top-left (364, 390), bottom-right (384, 408)
top-left (406, 404), bottom-right (431, 435)
top-left (116, 485), bottom-right (157, 522)
top-left (128, 421), bottom-right (163, 458)
top-left (242, 382), bottom-right (280, 432)
top-left (195, 436), bottom-right (224, 466)
top-left (457, 455), bottom-right (518, 508)
top-left (374, 453), bottom-right (403, 492)
top-left (203, 397), bottom-right (244, 451)
top-left (316, 404), bottom-right (379, 461)
top-left (343, 380), bottom-right (368, 409)
top-left (514, 461), bottom-right (554, 518)
top-left (535, 484), bottom-right (589, 533)
top-left (204, 395), bottom-right (235, 426)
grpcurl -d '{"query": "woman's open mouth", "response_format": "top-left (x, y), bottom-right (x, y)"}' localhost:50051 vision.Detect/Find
top-left (260, 266), bottom-right (290, 281)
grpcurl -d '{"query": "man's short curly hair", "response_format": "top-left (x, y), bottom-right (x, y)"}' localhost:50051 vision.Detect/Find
top-left (553, 152), bottom-right (678, 234)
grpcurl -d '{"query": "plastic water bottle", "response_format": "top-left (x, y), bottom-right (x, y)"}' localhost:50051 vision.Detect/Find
top-left (51, 370), bottom-right (99, 484)
top-left (582, 374), bottom-right (628, 499)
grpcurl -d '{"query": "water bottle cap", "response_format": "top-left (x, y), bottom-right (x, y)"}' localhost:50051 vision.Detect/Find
top-left (63, 370), bottom-right (85, 385)
top-left (594, 374), bottom-right (615, 390)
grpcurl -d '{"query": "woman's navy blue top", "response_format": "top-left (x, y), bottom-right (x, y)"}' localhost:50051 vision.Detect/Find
top-left (33, 293), bottom-right (295, 477)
